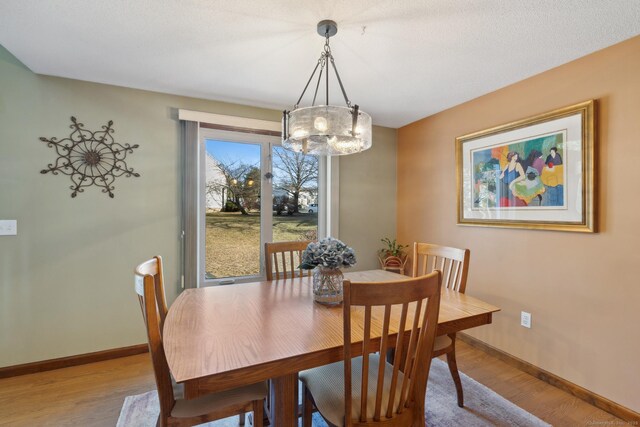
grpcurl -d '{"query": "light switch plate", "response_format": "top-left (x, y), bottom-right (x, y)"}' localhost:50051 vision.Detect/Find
top-left (521, 311), bottom-right (532, 328)
top-left (0, 220), bottom-right (17, 236)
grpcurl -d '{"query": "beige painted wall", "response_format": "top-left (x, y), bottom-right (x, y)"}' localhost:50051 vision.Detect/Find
top-left (397, 36), bottom-right (640, 411)
top-left (0, 45), bottom-right (396, 367)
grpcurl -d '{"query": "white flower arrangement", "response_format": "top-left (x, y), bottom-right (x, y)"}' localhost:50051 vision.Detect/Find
top-left (300, 237), bottom-right (357, 270)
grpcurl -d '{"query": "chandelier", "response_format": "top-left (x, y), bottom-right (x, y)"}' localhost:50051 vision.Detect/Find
top-left (282, 20), bottom-right (372, 156)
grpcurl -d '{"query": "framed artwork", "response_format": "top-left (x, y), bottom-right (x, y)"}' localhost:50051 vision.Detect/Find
top-left (456, 100), bottom-right (596, 232)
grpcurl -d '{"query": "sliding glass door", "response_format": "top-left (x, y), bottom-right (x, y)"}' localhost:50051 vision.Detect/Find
top-left (199, 128), bottom-right (320, 285)
top-left (204, 138), bottom-right (264, 280)
top-left (271, 145), bottom-right (319, 243)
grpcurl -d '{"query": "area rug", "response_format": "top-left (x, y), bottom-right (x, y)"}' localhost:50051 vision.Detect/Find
top-left (117, 358), bottom-right (550, 426)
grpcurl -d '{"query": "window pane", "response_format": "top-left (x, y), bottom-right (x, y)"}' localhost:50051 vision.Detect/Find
top-left (205, 140), bottom-right (261, 279)
top-left (272, 146), bottom-right (318, 243)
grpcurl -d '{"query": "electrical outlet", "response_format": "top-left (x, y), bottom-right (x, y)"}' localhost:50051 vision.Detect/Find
top-left (521, 311), bottom-right (532, 328)
top-left (0, 220), bottom-right (17, 236)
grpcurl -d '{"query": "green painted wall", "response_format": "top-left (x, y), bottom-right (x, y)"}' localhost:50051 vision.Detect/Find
top-left (340, 126), bottom-right (397, 271)
top-left (0, 44), bottom-right (396, 366)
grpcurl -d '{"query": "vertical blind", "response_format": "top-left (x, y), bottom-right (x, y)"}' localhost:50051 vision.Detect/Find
top-left (181, 120), bottom-right (199, 289)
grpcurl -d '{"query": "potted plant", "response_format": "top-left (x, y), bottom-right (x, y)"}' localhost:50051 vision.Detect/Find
top-left (378, 238), bottom-right (408, 274)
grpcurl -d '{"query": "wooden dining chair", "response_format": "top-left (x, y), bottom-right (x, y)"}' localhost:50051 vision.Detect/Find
top-left (299, 272), bottom-right (442, 426)
top-left (264, 240), bottom-right (312, 281)
top-left (135, 257), bottom-right (266, 427)
top-left (412, 242), bottom-right (470, 408)
top-left (263, 240), bottom-right (313, 416)
top-left (135, 256), bottom-right (169, 333)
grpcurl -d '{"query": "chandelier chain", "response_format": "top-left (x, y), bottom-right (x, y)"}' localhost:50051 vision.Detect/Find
top-left (294, 60), bottom-right (321, 109)
top-left (311, 58), bottom-right (325, 106)
top-left (292, 32), bottom-right (352, 110)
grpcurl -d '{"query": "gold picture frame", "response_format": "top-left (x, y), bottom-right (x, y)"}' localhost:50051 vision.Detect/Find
top-left (456, 100), bottom-right (596, 232)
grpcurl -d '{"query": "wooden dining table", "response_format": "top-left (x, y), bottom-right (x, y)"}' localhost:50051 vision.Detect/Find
top-left (163, 270), bottom-right (500, 426)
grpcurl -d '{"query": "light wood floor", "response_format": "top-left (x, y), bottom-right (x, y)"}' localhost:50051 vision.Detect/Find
top-left (0, 342), bottom-right (628, 426)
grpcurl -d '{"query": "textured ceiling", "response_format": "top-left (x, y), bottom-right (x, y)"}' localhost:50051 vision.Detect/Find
top-left (1, 0), bottom-right (639, 127)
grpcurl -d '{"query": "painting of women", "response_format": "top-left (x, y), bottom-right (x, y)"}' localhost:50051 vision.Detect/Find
top-left (512, 149), bottom-right (546, 205)
top-left (545, 147), bottom-right (563, 166)
top-left (499, 151), bottom-right (526, 207)
top-left (541, 147), bottom-right (564, 206)
top-left (471, 132), bottom-right (566, 209)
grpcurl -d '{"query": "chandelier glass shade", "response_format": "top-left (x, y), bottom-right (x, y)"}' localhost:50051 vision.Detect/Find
top-left (284, 106), bottom-right (372, 155)
top-left (282, 20), bottom-right (372, 156)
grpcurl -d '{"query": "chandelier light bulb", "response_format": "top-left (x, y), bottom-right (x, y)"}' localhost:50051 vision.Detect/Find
top-left (292, 128), bottom-right (307, 138)
top-left (314, 116), bottom-right (328, 132)
top-left (328, 136), bottom-right (362, 154)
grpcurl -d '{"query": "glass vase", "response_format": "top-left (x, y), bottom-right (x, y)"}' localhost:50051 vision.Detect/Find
top-left (312, 266), bottom-right (344, 305)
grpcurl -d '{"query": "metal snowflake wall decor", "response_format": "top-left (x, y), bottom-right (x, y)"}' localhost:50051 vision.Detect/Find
top-left (39, 117), bottom-right (140, 198)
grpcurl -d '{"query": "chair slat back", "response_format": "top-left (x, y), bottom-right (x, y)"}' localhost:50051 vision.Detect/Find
top-left (412, 243), bottom-right (470, 293)
top-left (264, 241), bottom-right (312, 281)
top-left (134, 256), bottom-right (168, 332)
top-left (134, 258), bottom-right (175, 420)
top-left (343, 272), bottom-right (442, 426)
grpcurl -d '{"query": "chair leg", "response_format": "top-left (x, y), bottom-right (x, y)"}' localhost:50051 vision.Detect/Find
top-left (238, 411), bottom-right (245, 426)
top-left (302, 385), bottom-right (314, 427)
top-left (265, 379), bottom-right (272, 414)
top-left (252, 400), bottom-right (264, 427)
top-left (445, 347), bottom-right (464, 407)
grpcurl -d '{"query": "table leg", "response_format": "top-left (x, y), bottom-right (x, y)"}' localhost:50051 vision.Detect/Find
top-left (270, 373), bottom-right (298, 427)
